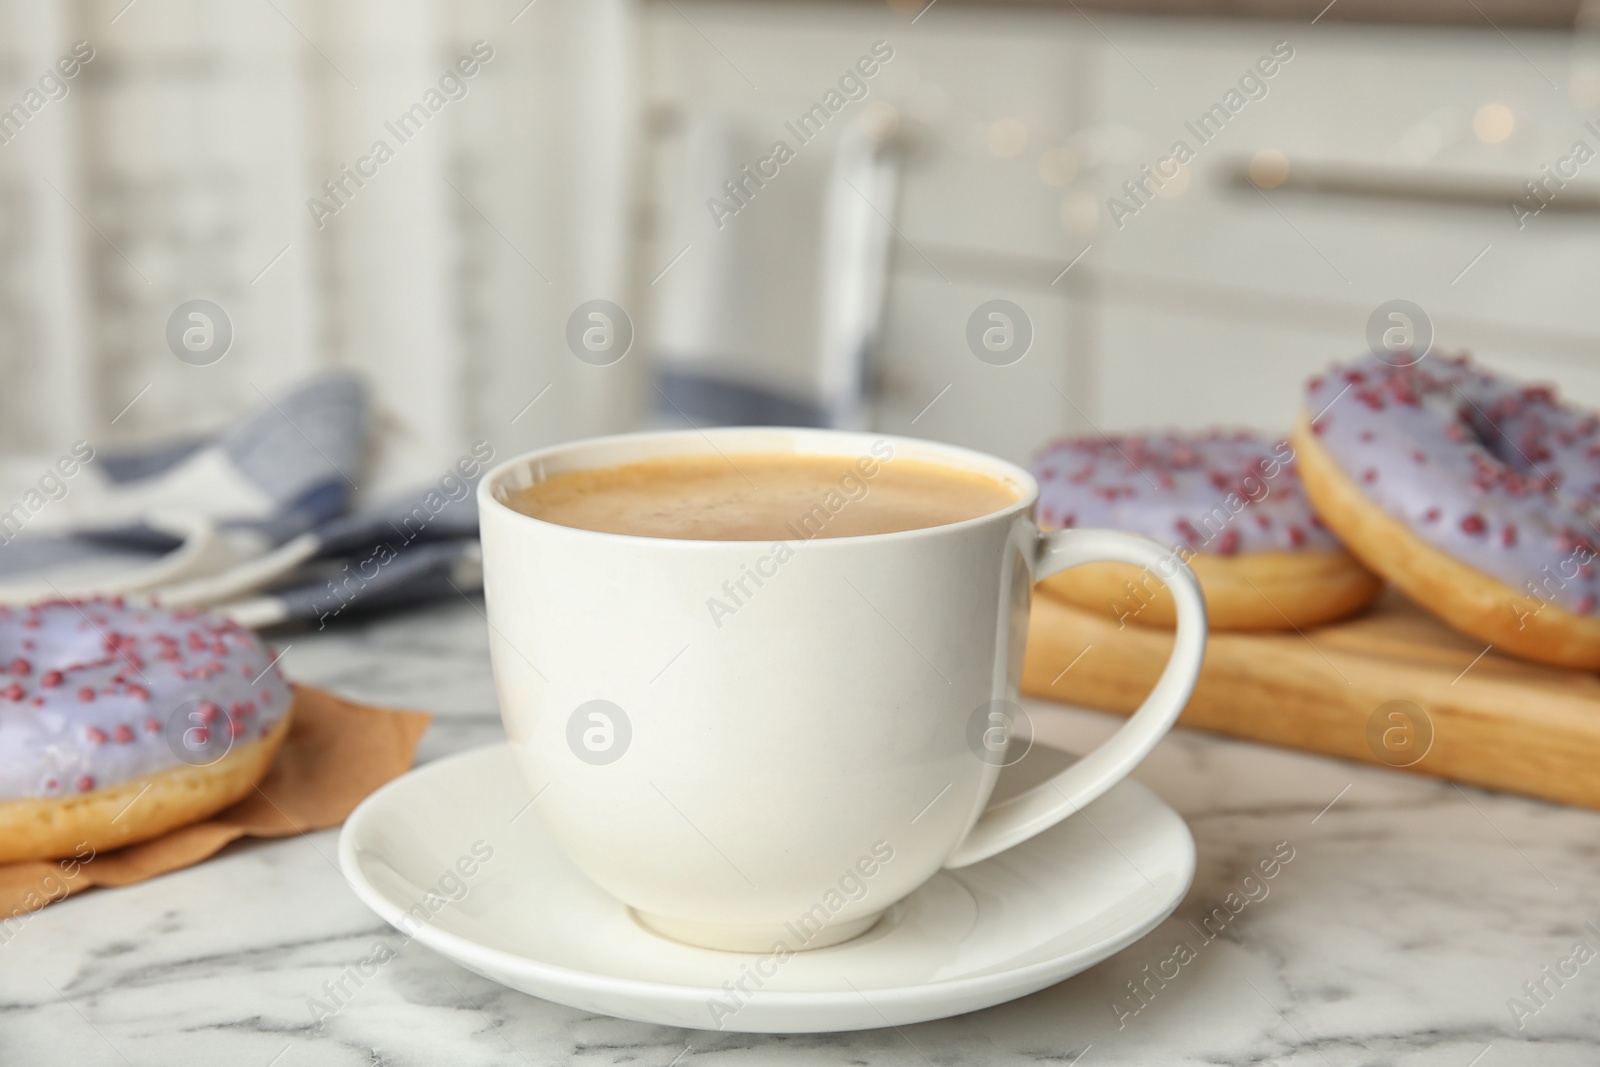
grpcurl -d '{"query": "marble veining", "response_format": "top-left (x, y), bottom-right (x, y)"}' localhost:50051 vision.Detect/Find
top-left (0, 597), bottom-right (1596, 1064)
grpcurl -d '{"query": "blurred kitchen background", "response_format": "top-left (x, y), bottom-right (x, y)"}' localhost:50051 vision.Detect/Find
top-left (2, 0), bottom-right (1598, 496)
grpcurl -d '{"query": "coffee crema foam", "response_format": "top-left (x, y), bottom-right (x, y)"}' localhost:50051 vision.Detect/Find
top-left (504, 449), bottom-right (1019, 541)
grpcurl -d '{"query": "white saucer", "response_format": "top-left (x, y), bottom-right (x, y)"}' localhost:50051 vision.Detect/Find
top-left (339, 743), bottom-right (1195, 1033)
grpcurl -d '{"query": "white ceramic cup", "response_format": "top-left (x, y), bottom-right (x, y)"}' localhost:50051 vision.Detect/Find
top-left (478, 428), bottom-right (1206, 952)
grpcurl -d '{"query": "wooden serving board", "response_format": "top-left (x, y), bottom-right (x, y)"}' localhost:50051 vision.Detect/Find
top-left (1021, 588), bottom-right (1600, 809)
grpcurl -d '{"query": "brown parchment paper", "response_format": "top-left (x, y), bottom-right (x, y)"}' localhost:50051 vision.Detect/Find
top-left (0, 684), bottom-right (430, 919)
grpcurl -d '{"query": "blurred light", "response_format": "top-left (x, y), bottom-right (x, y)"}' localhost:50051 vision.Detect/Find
top-left (861, 101), bottom-right (900, 142)
top-left (1248, 148), bottom-right (1290, 188)
top-left (987, 117), bottom-right (1028, 159)
top-left (1570, 67), bottom-right (1600, 110)
top-left (1060, 193), bottom-right (1099, 235)
top-left (1397, 122), bottom-right (1444, 164)
top-left (1155, 164), bottom-right (1190, 198)
top-left (1038, 146), bottom-right (1079, 187)
top-left (1473, 104), bottom-right (1514, 144)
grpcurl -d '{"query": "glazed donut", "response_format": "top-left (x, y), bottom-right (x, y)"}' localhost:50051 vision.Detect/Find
top-left (1032, 430), bottom-right (1383, 630)
top-left (0, 598), bottom-right (293, 863)
top-left (1294, 353), bottom-right (1600, 668)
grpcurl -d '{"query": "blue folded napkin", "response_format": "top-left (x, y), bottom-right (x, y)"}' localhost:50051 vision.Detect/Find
top-left (0, 372), bottom-right (488, 628)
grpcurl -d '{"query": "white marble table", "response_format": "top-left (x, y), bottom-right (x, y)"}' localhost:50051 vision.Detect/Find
top-left (2, 598), bottom-right (1595, 1065)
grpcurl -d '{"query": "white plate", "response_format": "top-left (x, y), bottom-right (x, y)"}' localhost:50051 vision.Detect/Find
top-left (338, 743), bottom-right (1195, 1033)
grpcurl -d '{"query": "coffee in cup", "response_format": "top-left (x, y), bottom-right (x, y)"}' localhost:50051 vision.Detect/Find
top-left (478, 428), bottom-right (1205, 951)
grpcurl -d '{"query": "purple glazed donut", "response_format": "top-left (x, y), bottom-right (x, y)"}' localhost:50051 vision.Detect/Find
top-left (1294, 352), bottom-right (1600, 667)
top-left (1034, 431), bottom-right (1334, 555)
top-left (0, 597), bottom-right (294, 862)
top-left (1031, 430), bottom-right (1382, 630)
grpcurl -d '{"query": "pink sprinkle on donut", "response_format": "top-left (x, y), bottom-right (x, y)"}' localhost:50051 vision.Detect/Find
top-left (1460, 514), bottom-right (1487, 535)
top-left (1031, 429), bottom-right (1345, 568)
top-left (0, 595), bottom-right (290, 805)
top-left (76, 775), bottom-right (95, 792)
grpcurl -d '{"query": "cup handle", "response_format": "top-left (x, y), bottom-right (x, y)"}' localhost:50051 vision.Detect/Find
top-left (943, 528), bottom-right (1207, 868)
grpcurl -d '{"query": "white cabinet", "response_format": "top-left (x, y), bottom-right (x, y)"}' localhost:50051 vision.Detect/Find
top-left (643, 3), bottom-right (1600, 461)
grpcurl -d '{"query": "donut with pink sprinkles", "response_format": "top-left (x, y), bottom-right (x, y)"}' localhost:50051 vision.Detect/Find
top-left (1295, 352), bottom-right (1600, 668)
top-left (1031, 430), bottom-right (1381, 631)
top-left (0, 597), bottom-right (294, 862)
